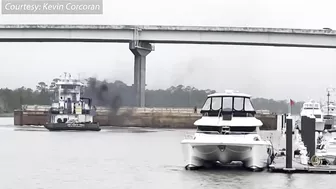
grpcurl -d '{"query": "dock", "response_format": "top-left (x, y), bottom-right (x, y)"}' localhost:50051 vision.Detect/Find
top-left (268, 115), bottom-right (336, 174)
top-left (268, 156), bottom-right (336, 173)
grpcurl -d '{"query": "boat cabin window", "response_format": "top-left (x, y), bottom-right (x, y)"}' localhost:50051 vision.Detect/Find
top-left (234, 97), bottom-right (244, 111)
top-left (201, 98), bottom-right (211, 111)
top-left (201, 96), bottom-right (255, 112)
top-left (314, 114), bottom-right (321, 118)
top-left (212, 97), bottom-right (221, 110)
top-left (223, 97), bottom-right (233, 111)
top-left (303, 103), bottom-right (320, 109)
top-left (61, 85), bottom-right (76, 90)
top-left (244, 98), bottom-right (254, 111)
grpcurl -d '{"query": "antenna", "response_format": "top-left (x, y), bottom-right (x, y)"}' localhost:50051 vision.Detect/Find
top-left (328, 90), bottom-right (330, 115)
top-left (326, 87), bottom-right (336, 115)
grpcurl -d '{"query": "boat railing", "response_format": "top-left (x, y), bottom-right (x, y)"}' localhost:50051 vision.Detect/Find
top-left (217, 108), bottom-right (222, 124)
top-left (184, 133), bottom-right (196, 140)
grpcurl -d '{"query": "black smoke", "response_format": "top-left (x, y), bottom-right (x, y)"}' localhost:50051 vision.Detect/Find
top-left (98, 83), bottom-right (122, 112)
top-left (84, 77), bottom-right (124, 113)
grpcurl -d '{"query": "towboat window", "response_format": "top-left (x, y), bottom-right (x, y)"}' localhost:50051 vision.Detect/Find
top-left (211, 97), bottom-right (221, 110)
top-left (201, 98), bottom-right (211, 111)
top-left (304, 103), bottom-right (319, 109)
top-left (233, 97), bottom-right (244, 111)
top-left (61, 85), bottom-right (75, 90)
top-left (244, 98), bottom-right (254, 111)
top-left (223, 97), bottom-right (232, 111)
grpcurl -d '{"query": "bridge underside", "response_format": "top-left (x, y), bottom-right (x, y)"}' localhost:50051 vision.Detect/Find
top-left (2, 25), bottom-right (336, 106)
top-left (1, 38), bottom-right (336, 49)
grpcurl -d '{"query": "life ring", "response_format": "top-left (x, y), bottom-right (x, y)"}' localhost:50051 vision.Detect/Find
top-left (310, 155), bottom-right (321, 166)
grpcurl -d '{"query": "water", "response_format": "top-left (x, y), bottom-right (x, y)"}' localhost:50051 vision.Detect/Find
top-left (0, 117), bottom-right (335, 189)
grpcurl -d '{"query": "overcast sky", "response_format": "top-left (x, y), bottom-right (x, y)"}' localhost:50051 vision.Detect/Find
top-left (0, 0), bottom-right (336, 102)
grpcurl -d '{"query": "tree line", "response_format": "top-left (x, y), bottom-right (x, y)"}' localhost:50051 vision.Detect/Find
top-left (0, 77), bottom-right (304, 114)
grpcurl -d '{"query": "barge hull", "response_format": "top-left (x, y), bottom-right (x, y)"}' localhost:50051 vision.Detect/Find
top-left (14, 107), bottom-right (279, 129)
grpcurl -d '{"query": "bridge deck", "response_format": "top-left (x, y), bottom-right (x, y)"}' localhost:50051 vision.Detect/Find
top-left (0, 24), bottom-right (336, 48)
top-left (0, 24), bottom-right (335, 35)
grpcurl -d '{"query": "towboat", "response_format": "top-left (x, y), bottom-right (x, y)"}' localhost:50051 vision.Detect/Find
top-left (181, 90), bottom-right (274, 171)
top-left (44, 73), bottom-right (101, 131)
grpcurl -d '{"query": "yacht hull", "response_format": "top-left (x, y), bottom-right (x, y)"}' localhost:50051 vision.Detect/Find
top-left (181, 136), bottom-right (272, 170)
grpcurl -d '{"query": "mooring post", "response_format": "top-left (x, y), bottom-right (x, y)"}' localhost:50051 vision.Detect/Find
top-left (281, 114), bottom-right (285, 133)
top-left (301, 116), bottom-right (316, 159)
top-left (285, 117), bottom-right (293, 169)
top-left (301, 116), bottom-right (307, 144)
top-left (307, 116), bottom-right (316, 159)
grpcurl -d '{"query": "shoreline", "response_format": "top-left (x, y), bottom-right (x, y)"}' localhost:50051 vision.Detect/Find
top-left (0, 113), bottom-right (14, 117)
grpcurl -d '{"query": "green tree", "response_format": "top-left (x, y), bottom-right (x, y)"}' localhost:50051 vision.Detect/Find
top-left (0, 77), bottom-right (304, 114)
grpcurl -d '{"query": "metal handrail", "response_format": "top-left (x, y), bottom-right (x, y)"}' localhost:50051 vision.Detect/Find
top-left (184, 133), bottom-right (195, 139)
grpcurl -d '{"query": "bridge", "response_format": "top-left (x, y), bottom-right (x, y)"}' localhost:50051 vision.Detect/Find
top-left (1, 24), bottom-right (336, 107)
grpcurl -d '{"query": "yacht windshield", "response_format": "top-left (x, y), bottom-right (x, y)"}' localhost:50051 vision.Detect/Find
top-left (201, 97), bottom-right (211, 110)
top-left (233, 97), bottom-right (244, 111)
top-left (223, 97), bottom-right (233, 111)
top-left (201, 96), bottom-right (255, 112)
top-left (244, 98), bottom-right (254, 111)
top-left (211, 97), bottom-right (221, 110)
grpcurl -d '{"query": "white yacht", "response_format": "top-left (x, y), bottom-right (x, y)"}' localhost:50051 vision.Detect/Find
top-left (44, 72), bottom-right (101, 131)
top-left (299, 100), bottom-right (325, 131)
top-left (181, 90), bottom-right (274, 171)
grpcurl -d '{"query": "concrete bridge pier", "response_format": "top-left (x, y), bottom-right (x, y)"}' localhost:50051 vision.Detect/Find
top-left (130, 41), bottom-right (154, 107)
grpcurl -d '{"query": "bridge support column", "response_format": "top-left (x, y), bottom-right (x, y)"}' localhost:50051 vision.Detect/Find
top-left (129, 41), bottom-right (154, 107)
